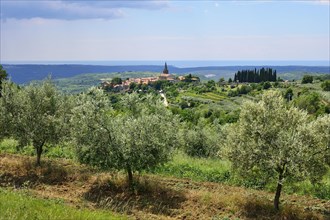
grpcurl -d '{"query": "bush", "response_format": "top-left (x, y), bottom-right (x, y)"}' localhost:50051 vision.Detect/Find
top-left (238, 85), bottom-right (252, 94)
top-left (284, 88), bottom-right (293, 101)
top-left (294, 92), bottom-right (325, 115)
top-left (227, 90), bottom-right (238, 97)
top-left (262, 81), bottom-right (271, 90)
top-left (182, 124), bottom-right (219, 158)
top-left (301, 75), bottom-right (313, 84)
top-left (321, 80), bottom-right (330, 91)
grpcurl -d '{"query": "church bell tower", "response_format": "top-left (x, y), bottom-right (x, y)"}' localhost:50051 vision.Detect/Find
top-left (163, 62), bottom-right (169, 74)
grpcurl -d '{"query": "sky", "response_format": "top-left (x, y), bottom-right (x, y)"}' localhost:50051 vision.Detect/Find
top-left (0, 0), bottom-right (329, 63)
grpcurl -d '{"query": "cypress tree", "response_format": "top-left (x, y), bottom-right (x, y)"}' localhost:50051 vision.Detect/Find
top-left (232, 68), bottom-right (277, 83)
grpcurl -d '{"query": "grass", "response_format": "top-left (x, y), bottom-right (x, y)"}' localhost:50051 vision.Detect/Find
top-left (152, 151), bottom-right (231, 183)
top-left (0, 138), bottom-right (76, 160)
top-left (282, 171), bottom-right (330, 200)
top-left (0, 188), bottom-right (125, 220)
top-left (0, 139), bottom-right (19, 154)
top-left (182, 92), bottom-right (225, 102)
top-left (153, 151), bottom-right (330, 200)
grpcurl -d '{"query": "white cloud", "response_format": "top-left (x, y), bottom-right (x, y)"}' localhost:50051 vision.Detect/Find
top-left (0, 1), bottom-right (170, 20)
top-left (313, 0), bottom-right (330, 5)
top-left (294, 0), bottom-right (330, 5)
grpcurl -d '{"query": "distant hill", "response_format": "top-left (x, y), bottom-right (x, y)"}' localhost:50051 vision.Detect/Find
top-left (2, 64), bottom-right (329, 84)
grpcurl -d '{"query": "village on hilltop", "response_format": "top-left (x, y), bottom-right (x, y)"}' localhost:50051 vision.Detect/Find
top-left (101, 62), bottom-right (200, 91)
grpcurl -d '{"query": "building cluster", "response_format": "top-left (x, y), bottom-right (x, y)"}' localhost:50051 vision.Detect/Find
top-left (101, 62), bottom-right (197, 91)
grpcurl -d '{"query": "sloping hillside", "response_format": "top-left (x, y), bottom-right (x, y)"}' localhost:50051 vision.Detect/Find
top-left (0, 154), bottom-right (329, 220)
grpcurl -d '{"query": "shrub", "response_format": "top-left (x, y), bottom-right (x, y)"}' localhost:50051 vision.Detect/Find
top-left (321, 80), bottom-right (330, 91)
top-left (301, 75), bottom-right (313, 84)
top-left (182, 123), bottom-right (219, 158)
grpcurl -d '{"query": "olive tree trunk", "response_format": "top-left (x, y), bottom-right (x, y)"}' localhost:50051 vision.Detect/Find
top-left (274, 171), bottom-right (284, 211)
top-left (126, 163), bottom-right (133, 188)
top-left (34, 141), bottom-right (45, 166)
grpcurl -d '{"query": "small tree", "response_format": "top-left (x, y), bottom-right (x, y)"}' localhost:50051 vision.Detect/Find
top-left (0, 80), bottom-right (67, 165)
top-left (321, 80), bottom-right (330, 91)
top-left (294, 92), bottom-right (322, 115)
top-left (218, 77), bottom-right (225, 85)
top-left (111, 77), bottom-right (122, 85)
top-left (0, 81), bottom-right (20, 140)
top-left (284, 88), bottom-right (293, 101)
top-left (301, 75), bottom-right (313, 84)
top-left (0, 65), bottom-right (8, 97)
top-left (71, 91), bottom-right (179, 187)
top-left (223, 91), bottom-right (330, 210)
top-left (262, 81), bottom-right (271, 90)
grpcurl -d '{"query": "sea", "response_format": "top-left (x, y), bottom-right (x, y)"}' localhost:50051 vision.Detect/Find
top-left (2, 60), bottom-right (329, 68)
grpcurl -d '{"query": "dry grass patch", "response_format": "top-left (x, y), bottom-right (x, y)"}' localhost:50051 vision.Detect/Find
top-left (85, 174), bottom-right (186, 217)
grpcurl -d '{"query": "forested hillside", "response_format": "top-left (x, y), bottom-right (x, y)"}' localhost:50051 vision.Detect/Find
top-left (2, 64), bottom-right (329, 84)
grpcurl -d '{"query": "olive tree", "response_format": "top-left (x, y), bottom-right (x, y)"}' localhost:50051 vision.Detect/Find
top-left (0, 81), bottom-right (21, 140)
top-left (70, 87), bottom-right (113, 168)
top-left (223, 90), bottom-right (330, 210)
top-left (71, 91), bottom-right (179, 187)
top-left (0, 65), bottom-right (8, 97)
top-left (0, 80), bottom-right (68, 165)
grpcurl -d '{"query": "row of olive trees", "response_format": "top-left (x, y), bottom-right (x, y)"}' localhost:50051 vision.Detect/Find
top-left (0, 80), bottom-right (179, 187)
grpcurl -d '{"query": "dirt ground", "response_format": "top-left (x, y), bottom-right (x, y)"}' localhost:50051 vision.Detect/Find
top-left (0, 153), bottom-right (329, 220)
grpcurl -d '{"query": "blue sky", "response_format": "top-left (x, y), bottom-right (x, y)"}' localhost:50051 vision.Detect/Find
top-left (0, 0), bottom-right (329, 63)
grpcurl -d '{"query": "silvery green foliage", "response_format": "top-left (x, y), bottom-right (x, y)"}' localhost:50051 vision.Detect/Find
top-left (298, 114), bottom-right (330, 181)
top-left (0, 80), bottom-right (67, 164)
top-left (115, 112), bottom-right (178, 172)
top-left (116, 93), bottom-right (179, 172)
top-left (182, 119), bottom-right (220, 158)
top-left (70, 87), bottom-right (114, 168)
top-left (225, 90), bottom-right (330, 183)
top-left (71, 90), bottom-right (179, 176)
top-left (313, 115), bottom-right (330, 165)
top-left (0, 81), bottom-right (21, 140)
top-left (20, 81), bottom-right (66, 146)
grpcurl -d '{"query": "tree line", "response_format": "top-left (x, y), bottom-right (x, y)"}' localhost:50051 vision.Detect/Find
top-left (234, 67), bottom-right (277, 83)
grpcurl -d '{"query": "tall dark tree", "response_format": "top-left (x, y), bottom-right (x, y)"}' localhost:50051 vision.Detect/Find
top-left (232, 68), bottom-right (277, 83)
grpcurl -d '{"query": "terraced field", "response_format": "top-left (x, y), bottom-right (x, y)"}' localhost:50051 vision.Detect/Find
top-left (180, 92), bottom-right (226, 102)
